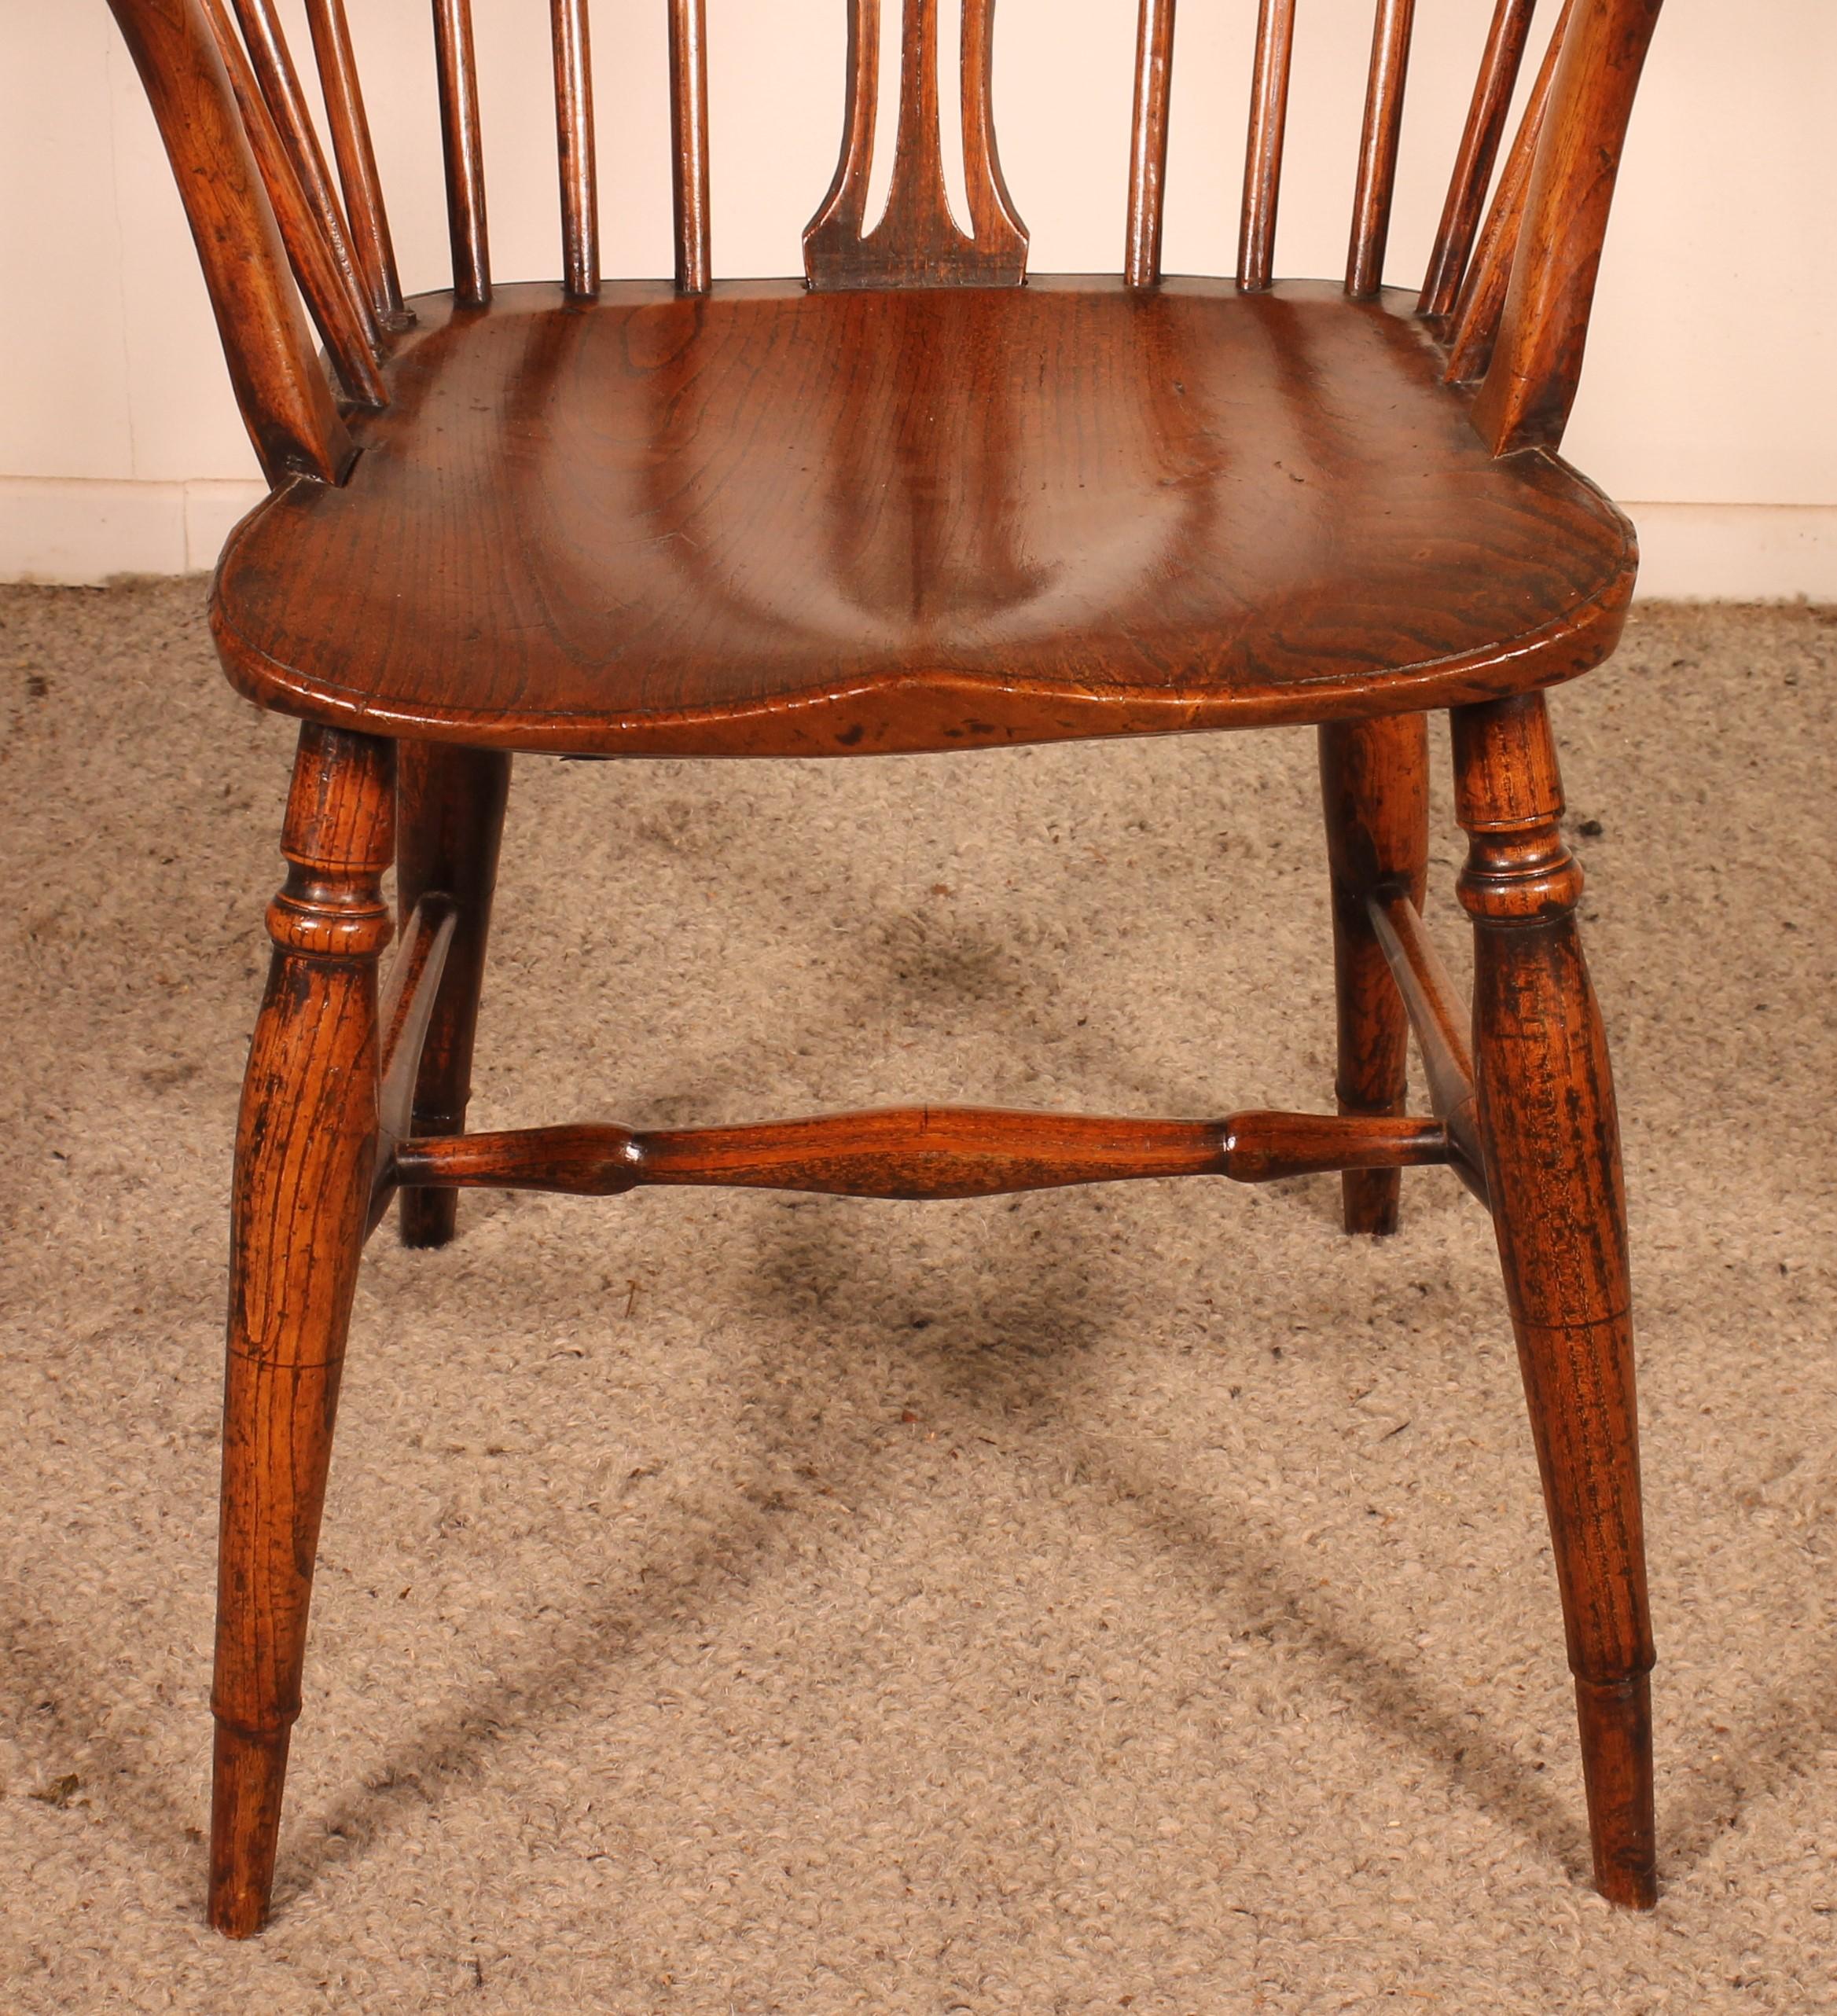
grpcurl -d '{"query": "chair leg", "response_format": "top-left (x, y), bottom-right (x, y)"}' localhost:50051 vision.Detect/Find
top-left (395, 744), bottom-right (510, 1249)
top-left (1453, 693), bottom-right (1655, 1910)
top-left (210, 725), bottom-right (396, 1938)
top-left (1318, 714), bottom-right (1429, 1233)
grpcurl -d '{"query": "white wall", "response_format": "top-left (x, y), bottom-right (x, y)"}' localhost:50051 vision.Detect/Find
top-left (4, 0), bottom-right (1832, 593)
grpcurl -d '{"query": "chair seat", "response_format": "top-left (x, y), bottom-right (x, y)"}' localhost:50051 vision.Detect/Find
top-left (212, 277), bottom-right (1637, 759)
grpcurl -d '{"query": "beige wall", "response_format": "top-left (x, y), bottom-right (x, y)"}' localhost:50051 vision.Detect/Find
top-left (4, 1), bottom-right (1833, 589)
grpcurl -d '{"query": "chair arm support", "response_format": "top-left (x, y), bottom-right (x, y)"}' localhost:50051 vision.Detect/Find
top-left (1473, 0), bottom-right (1666, 454)
top-left (105, 0), bottom-right (352, 485)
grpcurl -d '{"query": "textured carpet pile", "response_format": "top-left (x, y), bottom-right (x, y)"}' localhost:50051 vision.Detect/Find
top-left (2, 581), bottom-right (1835, 2012)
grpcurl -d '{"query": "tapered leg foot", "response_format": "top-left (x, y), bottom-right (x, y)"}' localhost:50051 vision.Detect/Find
top-left (399, 1185), bottom-right (459, 1249)
top-left (395, 744), bottom-right (510, 1249)
top-left (1455, 694), bottom-right (1655, 1909)
top-left (1576, 1673), bottom-right (1657, 1908)
top-left (1318, 714), bottom-right (1430, 1234)
top-left (209, 725), bottom-right (395, 1937)
top-left (209, 1724), bottom-right (292, 1937)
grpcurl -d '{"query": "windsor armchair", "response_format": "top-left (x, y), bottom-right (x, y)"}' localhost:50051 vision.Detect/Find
top-left (106, 0), bottom-right (1667, 1935)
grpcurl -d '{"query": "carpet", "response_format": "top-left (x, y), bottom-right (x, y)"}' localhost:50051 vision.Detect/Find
top-left (2, 580), bottom-right (1834, 2012)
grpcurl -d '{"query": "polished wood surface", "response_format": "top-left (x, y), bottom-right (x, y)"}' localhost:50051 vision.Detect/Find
top-left (1475, 0), bottom-right (1666, 451)
top-left (1319, 714), bottom-right (1431, 1234)
top-left (1445, 0), bottom-right (1576, 387)
top-left (375, 899), bottom-right (454, 1144)
top-left (393, 743), bottom-right (510, 1250)
top-left (1454, 692), bottom-right (1654, 1907)
top-left (1369, 887), bottom-right (1486, 1201)
top-left (803, 0), bottom-right (1027, 290)
top-left (432, 0), bottom-right (489, 307)
top-left (1237, 0), bottom-right (1296, 292)
top-left (226, 0), bottom-right (380, 358)
top-left (549, 0), bottom-right (598, 299)
top-left (1420, 0), bottom-right (1538, 321)
top-left (199, 0), bottom-right (384, 410)
top-left (211, 725), bottom-right (395, 1938)
top-left (106, 0), bottom-right (351, 484)
top-left (366, 888), bottom-right (457, 1236)
top-left (388, 1107), bottom-right (1451, 1205)
top-left (101, 0), bottom-right (1670, 1936)
top-left (213, 280), bottom-right (1636, 759)
top-left (667, 0), bottom-right (710, 295)
top-left (1125, 0), bottom-right (1178, 288)
top-left (108, 0), bottom-right (1664, 483)
top-left (1347, 0), bottom-right (1417, 298)
top-left (303, 0), bottom-right (404, 331)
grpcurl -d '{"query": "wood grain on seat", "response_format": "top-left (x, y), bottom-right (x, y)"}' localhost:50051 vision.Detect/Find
top-left (213, 277), bottom-right (1635, 760)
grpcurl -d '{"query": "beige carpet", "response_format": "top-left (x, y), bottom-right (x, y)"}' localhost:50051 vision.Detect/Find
top-left (2, 580), bottom-right (1835, 2012)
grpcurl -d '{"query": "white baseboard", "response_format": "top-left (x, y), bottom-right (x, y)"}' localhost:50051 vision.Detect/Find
top-left (1627, 502), bottom-right (1837, 600)
top-left (1, 476), bottom-right (1832, 604)
top-left (0, 477), bottom-right (266, 584)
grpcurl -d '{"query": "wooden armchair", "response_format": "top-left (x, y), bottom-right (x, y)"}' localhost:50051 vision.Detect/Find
top-left (104, 0), bottom-right (1667, 1933)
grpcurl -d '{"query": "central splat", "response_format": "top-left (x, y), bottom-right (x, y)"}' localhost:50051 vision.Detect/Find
top-left (804, 0), bottom-right (1029, 288)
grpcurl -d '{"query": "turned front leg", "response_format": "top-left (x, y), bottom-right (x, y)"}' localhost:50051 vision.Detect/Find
top-left (1319, 713), bottom-right (1429, 1233)
top-left (1453, 693), bottom-right (1655, 1909)
top-left (211, 725), bottom-right (395, 1937)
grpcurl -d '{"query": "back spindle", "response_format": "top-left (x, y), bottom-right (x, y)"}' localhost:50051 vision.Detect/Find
top-left (1419, 0), bottom-right (1536, 320)
top-left (103, 0), bottom-right (354, 486)
top-left (961, 0), bottom-right (1027, 270)
top-left (1238, 0), bottom-right (1296, 291)
top-left (1125, 0), bottom-right (1178, 288)
top-left (432, 0), bottom-right (490, 307)
top-left (304, 0), bottom-right (406, 329)
top-left (200, 0), bottom-right (387, 407)
top-left (1443, 0), bottom-right (1573, 383)
top-left (228, 0), bottom-right (380, 352)
top-left (1347, 0), bottom-right (1416, 296)
top-left (550, 0), bottom-right (599, 296)
top-left (669, 0), bottom-right (711, 294)
top-left (1473, 0), bottom-right (1664, 452)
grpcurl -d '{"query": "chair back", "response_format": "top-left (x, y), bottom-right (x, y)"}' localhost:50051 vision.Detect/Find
top-left (103, 0), bottom-right (1666, 486)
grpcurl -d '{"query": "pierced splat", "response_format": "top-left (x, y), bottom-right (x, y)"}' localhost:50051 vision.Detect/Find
top-left (804, 0), bottom-right (1027, 290)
